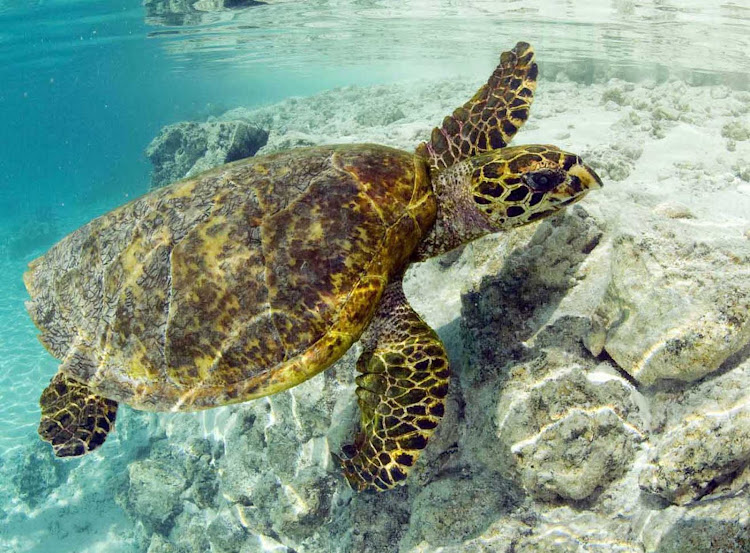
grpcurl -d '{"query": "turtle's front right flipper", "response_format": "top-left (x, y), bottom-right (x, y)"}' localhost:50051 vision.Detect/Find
top-left (340, 281), bottom-right (450, 492)
top-left (38, 371), bottom-right (118, 457)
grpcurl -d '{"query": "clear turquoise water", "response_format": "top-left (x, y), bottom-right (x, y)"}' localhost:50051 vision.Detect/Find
top-left (0, 1), bottom-right (749, 550)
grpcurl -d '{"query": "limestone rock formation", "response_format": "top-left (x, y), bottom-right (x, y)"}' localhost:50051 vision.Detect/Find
top-left (145, 120), bottom-right (268, 189)
top-left (585, 227), bottom-right (750, 386)
top-left (639, 401), bottom-right (750, 505)
top-left (143, 0), bottom-right (266, 26)
top-left (122, 458), bottom-right (188, 533)
top-left (9, 441), bottom-right (65, 508)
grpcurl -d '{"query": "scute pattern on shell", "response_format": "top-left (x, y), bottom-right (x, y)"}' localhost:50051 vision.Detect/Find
top-left (25, 144), bottom-right (433, 411)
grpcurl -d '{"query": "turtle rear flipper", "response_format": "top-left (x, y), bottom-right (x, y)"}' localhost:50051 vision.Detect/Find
top-left (417, 41), bottom-right (538, 170)
top-left (38, 371), bottom-right (118, 457)
top-left (340, 281), bottom-right (450, 492)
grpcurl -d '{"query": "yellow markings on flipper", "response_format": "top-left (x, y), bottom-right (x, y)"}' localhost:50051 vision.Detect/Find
top-left (38, 371), bottom-right (118, 457)
top-left (340, 282), bottom-right (451, 491)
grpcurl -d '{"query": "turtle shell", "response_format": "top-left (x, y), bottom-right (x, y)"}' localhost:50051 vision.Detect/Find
top-left (24, 144), bottom-right (435, 411)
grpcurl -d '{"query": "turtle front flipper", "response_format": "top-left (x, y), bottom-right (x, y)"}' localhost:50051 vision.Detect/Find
top-left (340, 281), bottom-right (450, 492)
top-left (38, 371), bottom-right (118, 457)
top-left (416, 41), bottom-right (538, 170)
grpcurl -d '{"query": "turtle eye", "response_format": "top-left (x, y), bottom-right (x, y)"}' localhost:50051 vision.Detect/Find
top-left (522, 168), bottom-right (566, 193)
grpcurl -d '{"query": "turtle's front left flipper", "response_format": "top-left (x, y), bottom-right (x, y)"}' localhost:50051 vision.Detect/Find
top-left (340, 281), bottom-right (450, 492)
top-left (416, 41), bottom-right (538, 170)
top-left (38, 371), bottom-right (118, 457)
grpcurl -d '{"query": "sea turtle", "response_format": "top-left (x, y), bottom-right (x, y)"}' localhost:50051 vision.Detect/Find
top-left (25, 42), bottom-right (602, 492)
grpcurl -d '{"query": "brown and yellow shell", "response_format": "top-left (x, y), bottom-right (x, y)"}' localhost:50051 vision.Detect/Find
top-left (24, 144), bottom-right (435, 411)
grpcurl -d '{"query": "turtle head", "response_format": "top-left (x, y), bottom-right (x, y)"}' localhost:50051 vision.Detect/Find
top-left (416, 144), bottom-right (602, 259)
top-left (468, 144), bottom-right (602, 229)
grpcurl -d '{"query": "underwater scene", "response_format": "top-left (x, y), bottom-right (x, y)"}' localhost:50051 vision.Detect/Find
top-left (1, 1), bottom-right (750, 551)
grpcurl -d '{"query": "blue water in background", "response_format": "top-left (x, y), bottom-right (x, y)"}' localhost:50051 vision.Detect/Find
top-left (1, 1), bottom-right (750, 550)
top-left (0, 0), bottom-right (481, 457)
top-left (0, 1), bottom-right (408, 224)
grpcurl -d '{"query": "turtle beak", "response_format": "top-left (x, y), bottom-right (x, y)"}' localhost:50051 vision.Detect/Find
top-left (547, 159), bottom-right (602, 209)
top-left (570, 162), bottom-right (603, 191)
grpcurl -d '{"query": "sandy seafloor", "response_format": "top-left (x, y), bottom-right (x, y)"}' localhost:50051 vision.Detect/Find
top-left (1, 63), bottom-right (749, 553)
